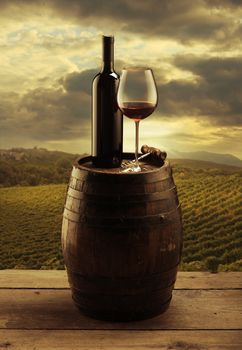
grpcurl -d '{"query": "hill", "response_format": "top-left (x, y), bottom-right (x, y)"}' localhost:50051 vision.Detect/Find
top-left (169, 150), bottom-right (242, 167)
top-left (170, 158), bottom-right (242, 174)
top-left (0, 147), bottom-right (86, 187)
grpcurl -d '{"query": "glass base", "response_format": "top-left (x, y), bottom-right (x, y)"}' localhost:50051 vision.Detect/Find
top-left (120, 163), bottom-right (142, 173)
top-left (133, 165), bottom-right (141, 172)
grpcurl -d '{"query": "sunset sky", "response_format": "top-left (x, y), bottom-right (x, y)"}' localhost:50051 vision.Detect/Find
top-left (0, 0), bottom-right (241, 158)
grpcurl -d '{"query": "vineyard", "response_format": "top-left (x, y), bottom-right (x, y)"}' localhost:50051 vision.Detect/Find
top-left (174, 165), bottom-right (242, 272)
top-left (0, 162), bottom-right (241, 271)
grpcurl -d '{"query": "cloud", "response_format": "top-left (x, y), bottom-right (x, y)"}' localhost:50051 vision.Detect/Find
top-left (48, 1), bottom-right (238, 43)
top-left (158, 55), bottom-right (242, 126)
top-left (0, 82), bottom-right (91, 143)
top-left (0, 0), bottom-right (241, 46)
top-left (60, 58), bottom-right (126, 94)
top-left (205, 0), bottom-right (242, 8)
top-left (0, 64), bottom-right (122, 147)
top-left (60, 69), bottom-right (96, 95)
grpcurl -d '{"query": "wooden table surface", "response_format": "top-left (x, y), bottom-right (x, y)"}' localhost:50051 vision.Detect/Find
top-left (0, 270), bottom-right (241, 349)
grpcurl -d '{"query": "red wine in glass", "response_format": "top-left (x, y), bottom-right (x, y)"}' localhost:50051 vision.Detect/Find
top-left (117, 67), bottom-right (158, 172)
top-left (120, 102), bottom-right (156, 122)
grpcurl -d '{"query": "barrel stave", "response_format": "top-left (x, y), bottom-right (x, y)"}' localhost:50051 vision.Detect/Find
top-left (62, 217), bottom-right (182, 277)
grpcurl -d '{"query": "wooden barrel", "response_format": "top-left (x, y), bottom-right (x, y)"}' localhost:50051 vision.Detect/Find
top-left (62, 154), bottom-right (183, 321)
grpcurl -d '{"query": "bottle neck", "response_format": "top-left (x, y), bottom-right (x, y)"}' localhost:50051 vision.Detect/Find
top-left (101, 36), bottom-right (114, 72)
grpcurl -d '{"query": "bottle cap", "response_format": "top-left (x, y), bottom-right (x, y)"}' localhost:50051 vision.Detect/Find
top-left (102, 35), bottom-right (114, 43)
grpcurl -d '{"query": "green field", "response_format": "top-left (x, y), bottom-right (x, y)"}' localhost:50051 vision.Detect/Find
top-left (0, 163), bottom-right (241, 271)
top-left (0, 185), bottom-right (66, 269)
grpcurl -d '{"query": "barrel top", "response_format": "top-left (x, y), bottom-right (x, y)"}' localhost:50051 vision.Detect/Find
top-left (74, 153), bottom-right (170, 175)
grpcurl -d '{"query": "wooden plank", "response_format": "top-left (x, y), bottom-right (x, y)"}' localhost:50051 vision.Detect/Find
top-left (0, 330), bottom-right (241, 349)
top-left (0, 289), bottom-right (241, 330)
top-left (0, 270), bottom-right (69, 289)
top-left (176, 271), bottom-right (242, 289)
top-left (0, 270), bottom-right (241, 289)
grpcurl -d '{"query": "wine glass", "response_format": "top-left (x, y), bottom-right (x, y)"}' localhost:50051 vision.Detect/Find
top-left (117, 67), bottom-right (158, 172)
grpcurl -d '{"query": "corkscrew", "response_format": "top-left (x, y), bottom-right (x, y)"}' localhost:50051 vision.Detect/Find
top-left (121, 145), bottom-right (167, 169)
top-left (141, 145), bottom-right (167, 163)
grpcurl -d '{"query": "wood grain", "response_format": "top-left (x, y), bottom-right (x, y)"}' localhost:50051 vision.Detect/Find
top-left (0, 289), bottom-right (241, 330)
top-left (0, 330), bottom-right (241, 350)
top-left (0, 270), bottom-right (69, 289)
top-left (0, 270), bottom-right (241, 289)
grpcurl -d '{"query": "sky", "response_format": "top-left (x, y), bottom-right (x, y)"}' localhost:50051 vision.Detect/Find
top-left (0, 0), bottom-right (242, 158)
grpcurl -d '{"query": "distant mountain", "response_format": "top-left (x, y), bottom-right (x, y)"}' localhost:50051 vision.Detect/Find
top-left (168, 150), bottom-right (242, 168)
top-left (0, 147), bottom-right (84, 165)
top-left (0, 147), bottom-right (87, 187)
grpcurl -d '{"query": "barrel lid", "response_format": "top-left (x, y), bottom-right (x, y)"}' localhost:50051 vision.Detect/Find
top-left (73, 153), bottom-right (171, 176)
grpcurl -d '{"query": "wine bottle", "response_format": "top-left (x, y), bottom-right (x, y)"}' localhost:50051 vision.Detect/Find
top-left (91, 35), bottom-right (123, 168)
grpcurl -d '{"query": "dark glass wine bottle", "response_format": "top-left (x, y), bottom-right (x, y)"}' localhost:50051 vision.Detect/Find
top-left (91, 35), bottom-right (123, 168)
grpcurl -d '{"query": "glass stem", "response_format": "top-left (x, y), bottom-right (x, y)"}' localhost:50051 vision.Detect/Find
top-left (135, 120), bottom-right (140, 168)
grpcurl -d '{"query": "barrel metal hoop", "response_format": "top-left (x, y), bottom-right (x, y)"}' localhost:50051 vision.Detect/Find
top-left (70, 172), bottom-right (172, 185)
top-left (70, 281), bottom-right (176, 297)
top-left (63, 204), bottom-right (181, 227)
top-left (66, 262), bottom-right (179, 281)
top-left (67, 185), bottom-right (177, 202)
